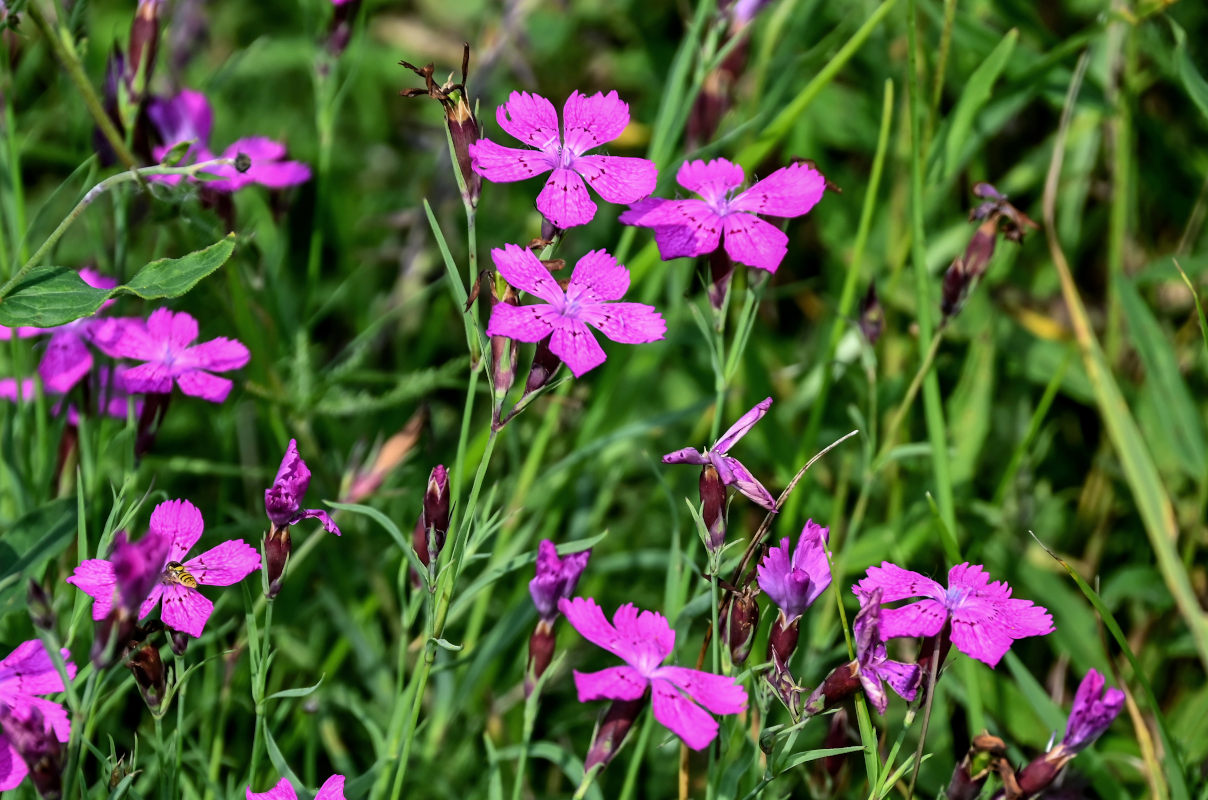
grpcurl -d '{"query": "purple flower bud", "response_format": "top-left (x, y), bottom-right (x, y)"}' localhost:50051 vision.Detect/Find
top-left (721, 589), bottom-right (759, 666)
top-left (528, 540), bottom-right (591, 623)
top-left (583, 697), bottom-right (646, 774)
top-left (413, 465), bottom-right (450, 568)
top-left (525, 620), bottom-right (556, 698)
top-left (767, 610), bottom-right (800, 666)
top-left (0, 705), bottom-right (64, 799)
top-left (1062, 668), bottom-right (1125, 754)
top-left (699, 464), bottom-right (727, 552)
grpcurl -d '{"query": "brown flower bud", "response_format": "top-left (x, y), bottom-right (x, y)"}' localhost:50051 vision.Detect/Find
top-left (264, 525), bottom-right (292, 599)
top-left (804, 659), bottom-right (860, 715)
top-left (400, 44), bottom-right (481, 206)
top-left (584, 697), bottom-right (646, 774)
top-left (126, 0), bottom-right (161, 100)
top-left (525, 619), bottom-right (556, 698)
top-left (721, 589), bottom-right (759, 666)
top-left (699, 464), bottom-right (727, 552)
top-left (767, 610), bottom-right (800, 666)
top-left (125, 643), bottom-right (166, 713)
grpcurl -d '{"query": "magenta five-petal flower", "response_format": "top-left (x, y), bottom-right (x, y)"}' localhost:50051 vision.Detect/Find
top-left (0, 268), bottom-right (118, 393)
top-left (486, 244), bottom-right (665, 377)
top-left (1061, 668), bottom-right (1125, 754)
top-left (66, 528), bottom-right (171, 624)
top-left (68, 499), bottom-right (260, 638)
top-left (148, 89), bottom-right (311, 193)
top-left (756, 519), bottom-right (832, 622)
top-left (97, 308), bottom-right (250, 402)
top-left (663, 396), bottom-right (776, 510)
top-left (0, 640), bottom-right (75, 792)
top-left (265, 439), bottom-right (341, 535)
top-left (468, 90), bottom-right (657, 229)
top-left (1, 366), bottom-right (141, 424)
top-left (620, 158), bottom-right (826, 273)
top-left (247, 774), bottom-right (345, 800)
top-left (853, 562), bottom-right (1055, 668)
top-left (530, 540), bottom-right (591, 623)
top-left (559, 597), bottom-right (746, 750)
top-left (852, 589), bottom-right (921, 714)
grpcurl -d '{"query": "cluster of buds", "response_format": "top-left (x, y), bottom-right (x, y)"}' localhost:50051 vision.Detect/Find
top-left (400, 44), bottom-right (481, 207)
top-left (941, 182), bottom-right (1038, 321)
top-left (525, 540), bottom-right (590, 696)
top-left (411, 465), bottom-right (450, 582)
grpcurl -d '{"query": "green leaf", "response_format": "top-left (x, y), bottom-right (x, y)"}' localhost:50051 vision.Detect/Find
top-left (1116, 274), bottom-right (1206, 478)
top-left (1170, 19), bottom-right (1208, 123)
top-left (0, 235), bottom-right (237, 327)
top-left (942, 28), bottom-right (1018, 179)
top-left (0, 498), bottom-right (78, 615)
top-left (263, 674), bottom-right (325, 703)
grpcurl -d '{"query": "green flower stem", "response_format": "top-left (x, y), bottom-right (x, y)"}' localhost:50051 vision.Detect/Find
top-left (26, 1), bottom-right (139, 172)
top-left (0, 157), bottom-right (236, 301)
top-left (871, 328), bottom-right (943, 472)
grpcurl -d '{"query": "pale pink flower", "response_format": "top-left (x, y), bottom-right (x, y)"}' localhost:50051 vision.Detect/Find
top-left (486, 244), bottom-right (665, 377)
top-left (468, 90), bottom-right (657, 229)
top-left (559, 597), bottom-right (746, 750)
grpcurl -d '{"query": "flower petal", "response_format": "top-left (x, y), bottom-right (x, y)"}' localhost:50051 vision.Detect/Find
top-left (858, 671), bottom-right (889, 714)
top-left (150, 498), bottom-right (206, 562)
top-left (562, 90), bottom-right (629, 156)
top-left (580, 302), bottom-right (665, 345)
top-left (468, 138), bottom-right (555, 183)
top-left (572, 666), bottom-right (648, 702)
top-left (120, 362), bottom-right (176, 395)
top-left (490, 243), bottom-right (565, 304)
top-left (147, 308), bottom-right (198, 351)
top-left (66, 559), bottom-right (117, 621)
top-left (650, 666), bottom-right (746, 715)
top-left (0, 736), bottom-right (28, 791)
top-left (536, 168), bottom-right (597, 229)
top-left (650, 678), bottom-right (718, 751)
top-left (140, 585), bottom-right (165, 620)
top-left (176, 370), bottom-right (234, 402)
top-left (315, 774), bottom-right (346, 800)
top-left (182, 337), bottom-right (251, 372)
top-left (158, 583), bottom-right (213, 638)
top-left (717, 455), bottom-right (775, 510)
top-left (878, 599), bottom-right (949, 640)
top-left (496, 91), bottom-right (560, 153)
top-left (549, 319), bottom-right (606, 377)
top-left (619, 198), bottom-right (721, 261)
top-left (722, 212), bottom-right (788, 273)
top-left (558, 597), bottom-right (675, 669)
top-left (661, 447), bottom-right (709, 466)
top-left (566, 249), bottom-right (630, 303)
top-left (877, 658), bottom-right (921, 702)
top-left (38, 331), bottom-right (92, 394)
top-left (246, 776), bottom-right (298, 800)
top-left (853, 562), bottom-right (945, 604)
top-left (298, 508), bottom-right (341, 536)
top-left (730, 161), bottom-right (826, 218)
top-left (714, 397), bottom-right (773, 453)
top-left (485, 303), bottom-right (561, 343)
top-left (575, 155), bottom-right (657, 204)
top-left (184, 539), bottom-right (261, 586)
top-left (0, 640), bottom-right (72, 696)
top-left (675, 158), bottom-right (745, 207)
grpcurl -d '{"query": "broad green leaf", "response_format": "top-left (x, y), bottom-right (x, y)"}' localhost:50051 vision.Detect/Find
top-left (943, 29), bottom-right (1018, 179)
top-left (0, 235), bottom-right (236, 327)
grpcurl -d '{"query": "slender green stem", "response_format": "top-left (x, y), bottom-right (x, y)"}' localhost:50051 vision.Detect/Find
top-left (872, 328), bottom-right (942, 471)
top-left (0, 157), bottom-right (236, 300)
top-left (26, 1), bottom-right (139, 171)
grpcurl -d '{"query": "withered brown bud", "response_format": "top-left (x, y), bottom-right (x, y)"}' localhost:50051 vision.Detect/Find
top-left (125, 643), bottom-right (166, 713)
top-left (525, 619), bottom-right (556, 698)
top-left (858, 282), bottom-right (883, 345)
top-left (584, 697), bottom-right (646, 774)
top-left (400, 44), bottom-right (481, 206)
top-left (803, 659), bottom-right (860, 715)
top-left (765, 648), bottom-right (804, 719)
top-left (264, 525), bottom-right (292, 599)
top-left (946, 733), bottom-right (1009, 800)
top-left (699, 464), bottom-right (727, 552)
top-left (722, 590), bottom-right (759, 666)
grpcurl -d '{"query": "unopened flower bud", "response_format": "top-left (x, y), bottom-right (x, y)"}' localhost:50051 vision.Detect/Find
top-left (1014, 753), bottom-right (1062, 797)
top-left (941, 258), bottom-right (970, 320)
top-left (707, 250), bottom-right (735, 313)
top-left (946, 734), bottom-right (1008, 800)
top-left (264, 525), bottom-right (292, 599)
top-left (522, 338), bottom-right (561, 397)
top-left (170, 631), bottom-right (188, 657)
top-left (721, 590), bottom-right (759, 666)
top-left (803, 659), bottom-right (860, 715)
top-left (126, 0), bottom-right (162, 100)
top-left (413, 465), bottom-right (450, 570)
top-left (823, 707), bottom-right (851, 776)
top-left (400, 44), bottom-right (481, 206)
top-left (525, 619), bottom-right (556, 698)
top-left (767, 609), bottom-right (800, 666)
top-left (125, 643), bottom-right (166, 713)
top-left (583, 697), bottom-right (645, 774)
top-left (699, 464), bottom-right (727, 553)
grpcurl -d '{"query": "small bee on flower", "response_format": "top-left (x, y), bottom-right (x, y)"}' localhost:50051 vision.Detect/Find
top-left (164, 561), bottom-right (198, 589)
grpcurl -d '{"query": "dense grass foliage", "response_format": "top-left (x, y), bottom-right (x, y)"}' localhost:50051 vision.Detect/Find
top-left (2, 0), bottom-right (1207, 797)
